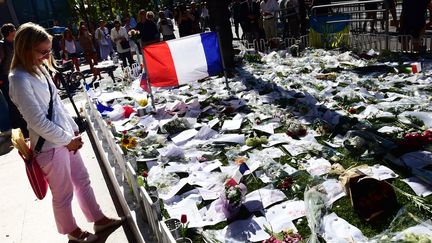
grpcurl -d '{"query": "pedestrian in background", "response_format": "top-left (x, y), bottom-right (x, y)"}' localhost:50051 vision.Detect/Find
top-left (231, 0), bottom-right (243, 39)
top-left (62, 28), bottom-right (80, 71)
top-left (9, 22), bottom-right (123, 243)
top-left (158, 11), bottom-right (176, 41)
top-left (111, 20), bottom-right (134, 67)
top-left (201, 2), bottom-right (210, 32)
top-left (400, 0), bottom-right (432, 51)
top-left (240, 0), bottom-right (261, 42)
top-left (136, 9), bottom-right (159, 46)
top-left (260, 0), bottom-right (280, 41)
top-left (0, 23), bottom-right (28, 138)
top-left (78, 24), bottom-right (102, 81)
top-left (178, 4), bottom-right (195, 37)
top-left (95, 20), bottom-right (112, 60)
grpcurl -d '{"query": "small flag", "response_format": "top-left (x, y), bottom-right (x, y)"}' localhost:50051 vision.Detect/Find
top-left (239, 163), bottom-right (250, 175)
top-left (85, 83), bottom-right (97, 99)
top-left (232, 170), bottom-right (243, 184)
top-left (139, 72), bottom-right (150, 93)
top-left (96, 101), bottom-right (114, 113)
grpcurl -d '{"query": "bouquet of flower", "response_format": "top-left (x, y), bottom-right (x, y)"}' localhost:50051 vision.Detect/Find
top-left (218, 178), bottom-right (247, 219)
top-left (263, 229), bottom-right (303, 243)
top-left (128, 29), bottom-right (140, 42)
top-left (245, 136), bottom-right (268, 147)
top-left (137, 170), bottom-right (149, 189)
top-left (285, 119), bottom-right (307, 138)
top-left (11, 128), bottom-right (31, 159)
top-left (120, 130), bottom-right (138, 155)
top-left (162, 117), bottom-right (191, 135)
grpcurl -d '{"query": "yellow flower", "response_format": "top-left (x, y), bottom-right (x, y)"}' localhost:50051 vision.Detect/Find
top-left (234, 156), bottom-right (247, 165)
top-left (128, 137), bottom-right (138, 149)
top-left (137, 98), bottom-right (148, 107)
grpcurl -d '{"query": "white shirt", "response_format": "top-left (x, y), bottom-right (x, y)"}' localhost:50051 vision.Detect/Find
top-left (64, 39), bottom-right (76, 54)
top-left (110, 26), bottom-right (130, 53)
top-left (260, 0), bottom-right (280, 19)
top-left (9, 66), bottom-right (78, 151)
top-left (157, 18), bottom-right (175, 36)
top-left (201, 7), bottom-right (209, 18)
top-left (95, 27), bottom-right (110, 45)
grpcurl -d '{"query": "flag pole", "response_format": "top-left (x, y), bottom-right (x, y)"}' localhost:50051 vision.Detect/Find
top-left (215, 29), bottom-right (231, 93)
top-left (141, 47), bottom-right (156, 110)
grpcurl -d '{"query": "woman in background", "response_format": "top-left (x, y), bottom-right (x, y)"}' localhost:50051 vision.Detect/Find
top-left (62, 28), bottom-right (80, 71)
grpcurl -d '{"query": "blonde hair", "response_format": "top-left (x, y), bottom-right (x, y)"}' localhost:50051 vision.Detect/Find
top-left (11, 22), bottom-right (53, 76)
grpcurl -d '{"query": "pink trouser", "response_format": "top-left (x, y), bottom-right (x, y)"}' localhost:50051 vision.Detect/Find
top-left (36, 146), bottom-right (104, 234)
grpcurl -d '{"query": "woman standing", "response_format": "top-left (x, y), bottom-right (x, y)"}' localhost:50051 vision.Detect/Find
top-left (78, 24), bottom-right (102, 81)
top-left (9, 23), bottom-right (123, 243)
top-left (62, 28), bottom-right (80, 72)
top-left (95, 20), bottom-right (112, 60)
top-left (110, 20), bottom-right (134, 68)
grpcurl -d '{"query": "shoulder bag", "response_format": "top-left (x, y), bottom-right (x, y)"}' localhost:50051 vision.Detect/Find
top-left (19, 74), bottom-right (54, 200)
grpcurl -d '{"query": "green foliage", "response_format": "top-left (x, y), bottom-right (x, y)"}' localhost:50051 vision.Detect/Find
top-left (244, 54), bottom-right (263, 63)
top-left (67, 0), bottom-right (154, 25)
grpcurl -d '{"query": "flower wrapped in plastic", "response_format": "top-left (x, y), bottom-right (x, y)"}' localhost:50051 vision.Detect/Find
top-left (128, 29), bottom-right (140, 42)
top-left (216, 178), bottom-right (247, 220)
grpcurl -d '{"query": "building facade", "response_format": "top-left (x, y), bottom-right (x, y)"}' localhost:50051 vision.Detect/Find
top-left (0, 0), bottom-right (71, 28)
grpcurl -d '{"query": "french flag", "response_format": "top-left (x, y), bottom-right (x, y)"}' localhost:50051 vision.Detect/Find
top-left (143, 32), bottom-right (223, 87)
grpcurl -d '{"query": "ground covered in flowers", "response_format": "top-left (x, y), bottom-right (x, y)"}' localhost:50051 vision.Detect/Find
top-left (93, 48), bottom-right (432, 242)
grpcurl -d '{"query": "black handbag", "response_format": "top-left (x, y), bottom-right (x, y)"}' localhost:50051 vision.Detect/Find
top-left (120, 39), bottom-right (130, 49)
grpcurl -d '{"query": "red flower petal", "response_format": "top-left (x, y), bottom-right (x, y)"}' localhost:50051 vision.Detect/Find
top-left (180, 214), bottom-right (187, 224)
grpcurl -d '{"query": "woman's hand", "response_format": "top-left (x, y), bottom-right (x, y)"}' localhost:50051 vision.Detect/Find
top-left (66, 135), bottom-right (83, 154)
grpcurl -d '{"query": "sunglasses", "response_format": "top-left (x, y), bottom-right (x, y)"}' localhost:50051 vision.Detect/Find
top-left (36, 49), bottom-right (52, 57)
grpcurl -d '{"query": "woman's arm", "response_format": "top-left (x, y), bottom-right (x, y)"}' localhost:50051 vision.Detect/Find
top-left (9, 72), bottom-right (73, 145)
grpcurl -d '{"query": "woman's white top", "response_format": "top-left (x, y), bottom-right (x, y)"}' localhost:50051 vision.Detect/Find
top-left (64, 39), bottom-right (76, 54)
top-left (110, 26), bottom-right (130, 53)
top-left (9, 66), bottom-right (78, 151)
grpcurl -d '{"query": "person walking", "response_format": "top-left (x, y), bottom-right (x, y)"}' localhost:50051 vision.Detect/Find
top-left (8, 22), bottom-right (123, 243)
top-left (95, 20), bottom-right (112, 60)
top-left (62, 28), bottom-right (80, 71)
top-left (111, 20), bottom-right (134, 68)
top-left (78, 24), bottom-right (101, 81)
top-left (0, 23), bottom-right (28, 138)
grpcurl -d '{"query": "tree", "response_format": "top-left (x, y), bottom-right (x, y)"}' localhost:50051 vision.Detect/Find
top-left (67, 0), bottom-right (154, 26)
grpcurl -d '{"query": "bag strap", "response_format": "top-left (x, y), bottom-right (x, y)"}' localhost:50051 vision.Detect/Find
top-left (34, 74), bottom-right (54, 153)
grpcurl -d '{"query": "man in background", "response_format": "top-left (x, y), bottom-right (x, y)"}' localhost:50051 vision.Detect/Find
top-left (0, 23), bottom-right (28, 138)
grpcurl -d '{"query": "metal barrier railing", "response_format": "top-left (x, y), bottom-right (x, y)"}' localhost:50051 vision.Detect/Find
top-left (311, 0), bottom-right (390, 34)
top-left (236, 33), bottom-right (419, 54)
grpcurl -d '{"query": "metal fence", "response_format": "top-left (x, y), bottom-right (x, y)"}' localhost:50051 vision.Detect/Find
top-left (236, 33), bottom-right (432, 54)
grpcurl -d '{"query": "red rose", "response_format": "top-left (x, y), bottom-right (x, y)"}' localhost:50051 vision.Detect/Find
top-left (122, 130), bottom-right (127, 135)
top-left (348, 107), bottom-right (356, 114)
top-left (180, 214), bottom-right (187, 224)
top-left (223, 106), bottom-right (235, 114)
top-left (142, 171), bottom-right (148, 177)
